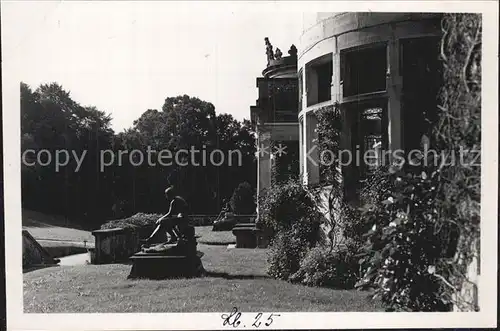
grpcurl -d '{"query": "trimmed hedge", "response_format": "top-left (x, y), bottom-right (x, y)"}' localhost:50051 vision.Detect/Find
top-left (100, 213), bottom-right (218, 230)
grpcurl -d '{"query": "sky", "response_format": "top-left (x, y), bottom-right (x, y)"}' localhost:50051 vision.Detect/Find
top-left (3, 2), bottom-right (305, 133)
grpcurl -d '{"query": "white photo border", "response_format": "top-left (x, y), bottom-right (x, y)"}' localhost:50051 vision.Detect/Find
top-left (2, 1), bottom-right (498, 330)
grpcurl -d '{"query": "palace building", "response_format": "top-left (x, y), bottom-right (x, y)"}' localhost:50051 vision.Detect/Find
top-left (251, 40), bottom-right (300, 196)
top-left (298, 12), bottom-right (442, 199)
top-left (253, 12), bottom-right (443, 210)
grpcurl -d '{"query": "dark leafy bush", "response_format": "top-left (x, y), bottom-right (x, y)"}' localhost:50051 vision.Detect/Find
top-left (267, 228), bottom-right (309, 280)
top-left (258, 177), bottom-right (322, 245)
top-left (342, 166), bottom-right (392, 252)
top-left (261, 178), bottom-right (323, 280)
top-left (229, 182), bottom-right (256, 215)
top-left (100, 212), bottom-right (161, 230)
top-left (356, 162), bottom-right (452, 311)
top-left (290, 246), bottom-right (359, 289)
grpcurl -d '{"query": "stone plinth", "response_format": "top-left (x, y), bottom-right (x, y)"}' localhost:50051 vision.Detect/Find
top-left (128, 251), bottom-right (205, 279)
top-left (232, 225), bottom-right (259, 248)
top-left (128, 225), bottom-right (205, 279)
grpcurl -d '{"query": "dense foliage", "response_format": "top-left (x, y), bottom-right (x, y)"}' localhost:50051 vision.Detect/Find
top-left (356, 161), bottom-right (452, 311)
top-left (267, 229), bottom-right (309, 280)
top-left (290, 246), bottom-right (358, 288)
top-left (259, 178), bottom-right (323, 280)
top-left (21, 84), bottom-right (256, 227)
top-left (229, 182), bottom-right (256, 215)
top-left (258, 178), bottom-right (321, 243)
top-left (432, 13), bottom-right (481, 311)
top-left (100, 213), bottom-right (161, 230)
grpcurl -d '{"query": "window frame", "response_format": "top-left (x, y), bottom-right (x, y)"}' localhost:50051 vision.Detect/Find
top-left (340, 42), bottom-right (388, 98)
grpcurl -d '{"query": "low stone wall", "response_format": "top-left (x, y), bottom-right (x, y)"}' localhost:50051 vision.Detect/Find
top-left (234, 214), bottom-right (257, 223)
top-left (189, 215), bottom-right (219, 226)
top-left (91, 226), bottom-right (155, 264)
top-left (92, 215), bottom-right (229, 264)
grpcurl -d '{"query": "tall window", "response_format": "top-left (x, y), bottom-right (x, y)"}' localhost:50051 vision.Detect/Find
top-left (340, 44), bottom-right (389, 201)
top-left (273, 140), bottom-right (300, 183)
top-left (400, 37), bottom-right (441, 152)
top-left (316, 61), bottom-right (333, 103)
top-left (348, 100), bottom-right (388, 178)
top-left (341, 45), bottom-right (387, 97)
top-left (306, 54), bottom-right (333, 107)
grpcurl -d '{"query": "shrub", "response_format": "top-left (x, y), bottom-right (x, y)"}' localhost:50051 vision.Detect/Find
top-left (261, 178), bottom-right (323, 280)
top-left (356, 162), bottom-right (452, 311)
top-left (100, 212), bottom-right (161, 230)
top-left (258, 177), bottom-right (321, 244)
top-left (267, 228), bottom-right (309, 280)
top-left (290, 246), bottom-right (359, 289)
top-left (229, 182), bottom-right (256, 215)
top-left (342, 166), bottom-right (392, 253)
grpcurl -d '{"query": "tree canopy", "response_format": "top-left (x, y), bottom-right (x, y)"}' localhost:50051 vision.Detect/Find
top-left (21, 83), bottom-right (256, 227)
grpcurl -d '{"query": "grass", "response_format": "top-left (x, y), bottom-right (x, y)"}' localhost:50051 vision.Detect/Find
top-left (24, 244), bottom-right (383, 313)
top-left (196, 226), bottom-right (236, 245)
top-left (22, 209), bottom-right (94, 244)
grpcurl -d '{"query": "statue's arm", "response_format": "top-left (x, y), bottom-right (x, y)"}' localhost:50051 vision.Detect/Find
top-left (157, 200), bottom-right (176, 223)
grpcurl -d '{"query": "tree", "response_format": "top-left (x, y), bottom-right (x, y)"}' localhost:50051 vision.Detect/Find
top-left (20, 82), bottom-right (115, 225)
top-left (21, 86), bottom-right (257, 225)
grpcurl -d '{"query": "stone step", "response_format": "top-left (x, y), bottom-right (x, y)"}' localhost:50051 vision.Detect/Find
top-left (233, 223), bottom-right (257, 228)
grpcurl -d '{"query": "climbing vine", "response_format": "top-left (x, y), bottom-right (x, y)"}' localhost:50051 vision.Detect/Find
top-left (432, 13), bottom-right (481, 311)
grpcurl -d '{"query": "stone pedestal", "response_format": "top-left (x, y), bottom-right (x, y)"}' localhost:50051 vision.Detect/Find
top-left (232, 224), bottom-right (258, 248)
top-left (128, 251), bottom-right (205, 279)
top-left (127, 225), bottom-right (205, 279)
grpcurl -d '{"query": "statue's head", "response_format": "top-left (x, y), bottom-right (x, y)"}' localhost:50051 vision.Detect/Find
top-left (165, 186), bottom-right (175, 200)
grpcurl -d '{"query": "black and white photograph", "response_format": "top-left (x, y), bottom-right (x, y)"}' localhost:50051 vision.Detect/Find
top-left (2, 1), bottom-right (498, 330)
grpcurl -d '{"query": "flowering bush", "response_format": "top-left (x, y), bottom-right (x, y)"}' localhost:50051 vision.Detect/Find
top-left (356, 162), bottom-right (453, 311)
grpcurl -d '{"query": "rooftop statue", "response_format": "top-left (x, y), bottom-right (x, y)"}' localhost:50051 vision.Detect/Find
top-left (265, 37), bottom-right (274, 65)
top-left (288, 44), bottom-right (298, 58)
top-left (275, 48), bottom-right (283, 60)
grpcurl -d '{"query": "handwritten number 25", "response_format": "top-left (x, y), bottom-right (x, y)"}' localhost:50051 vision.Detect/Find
top-left (252, 313), bottom-right (280, 327)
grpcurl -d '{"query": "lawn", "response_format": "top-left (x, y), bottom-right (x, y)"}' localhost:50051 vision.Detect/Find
top-left (196, 226), bottom-right (236, 245)
top-left (22, 209), bottom-right (94, 244)
top-left (24, 244), bottom-right (383, 313)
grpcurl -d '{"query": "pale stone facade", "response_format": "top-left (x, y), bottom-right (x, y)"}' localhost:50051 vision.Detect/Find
top-left (251, 41), bottom-right (300, 212)
top-left (298, 12), bottom-right (443, 187)
top-left (296, 13), bottom-right (478, 311)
